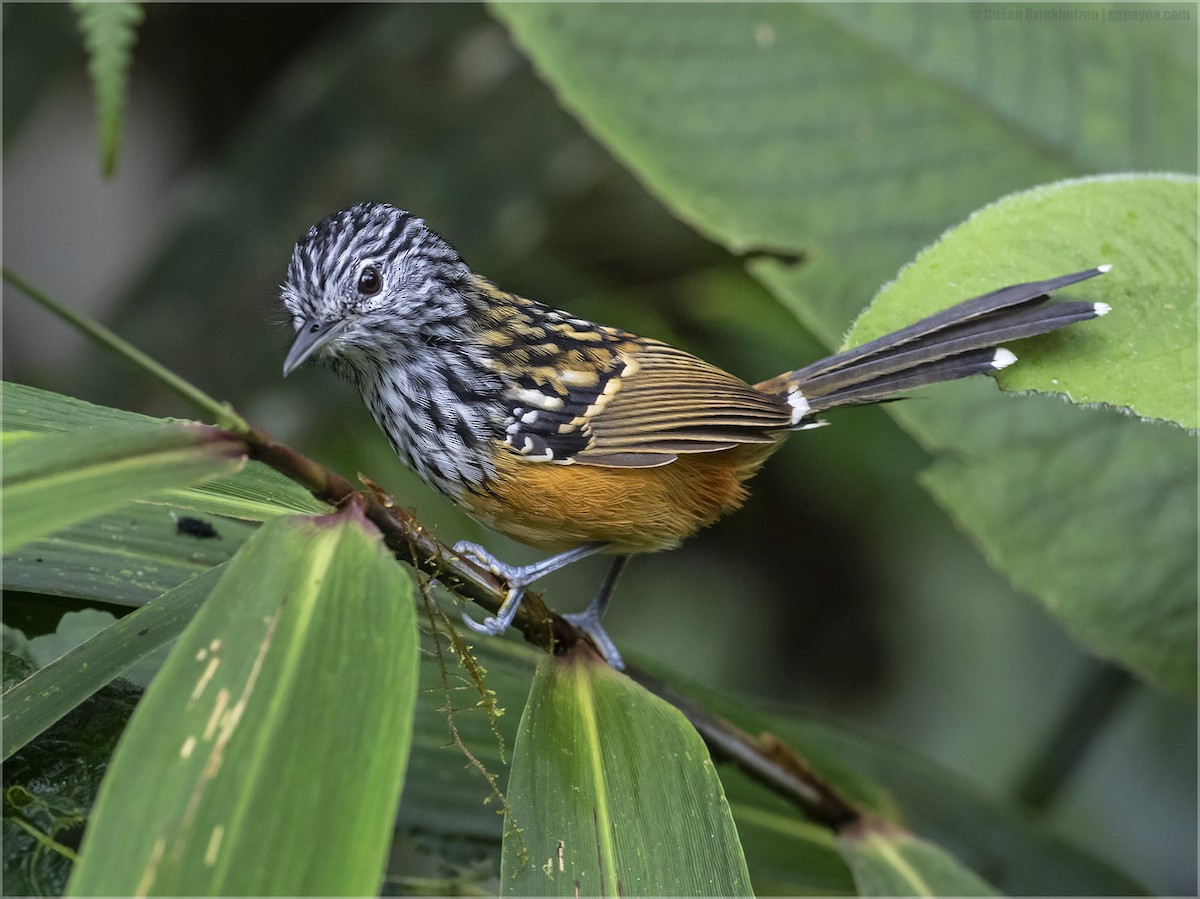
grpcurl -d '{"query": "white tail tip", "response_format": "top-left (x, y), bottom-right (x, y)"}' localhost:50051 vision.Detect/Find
top-left (992, 348), bottom-right (1018, 370)
top-left (788, 390), bottom-right (811, 425)
top-left (1094, 302), bottom-right (1112, 316)
top-left (1096, 263), bottom-right (1113, 273)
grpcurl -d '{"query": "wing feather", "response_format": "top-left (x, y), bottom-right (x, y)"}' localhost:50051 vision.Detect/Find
top-left (484, 295), bottom-right (792, 467)
top-left (575, 342), bottom-right (790, 465)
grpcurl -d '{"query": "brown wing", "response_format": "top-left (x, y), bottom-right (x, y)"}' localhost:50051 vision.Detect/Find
top-left (567, 341), bottom-right (791, 467)
top-left (474, 277), bottom-right (792, 469)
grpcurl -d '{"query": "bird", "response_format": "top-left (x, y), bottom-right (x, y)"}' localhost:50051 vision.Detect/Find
top-left (280, 201), bottom-right (1110, 670)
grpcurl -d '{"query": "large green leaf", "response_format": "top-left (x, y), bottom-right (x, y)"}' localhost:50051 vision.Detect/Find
top-left (493, 2), bottom-right (1193, 330)
top-left (66, 505), bottom-right (419, 896)
top-left (850, 175), bottom-right (1198, 429)
top-left (917, 390), bottom-right (1195, 696)
top-left (2, 423), bottom-right (246, 553)
top-left (842, 176), bottom-right (1199, 696)
top-left (501, 653), bottom-right (753, 897)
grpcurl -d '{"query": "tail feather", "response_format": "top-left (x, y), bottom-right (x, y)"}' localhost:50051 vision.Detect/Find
top-left (760, 266), bottom-right (1110, 421)
top-left (804, 347), bottom-right (1014, 410)
top-left (797, 299), bottom-right (1102, 399)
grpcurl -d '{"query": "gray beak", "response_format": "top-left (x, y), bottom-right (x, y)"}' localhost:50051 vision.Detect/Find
top-left (283, 317), bottom-right (345, 375)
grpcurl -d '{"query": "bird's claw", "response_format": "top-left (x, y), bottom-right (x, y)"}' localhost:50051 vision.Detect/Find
top-left (461, 610), bottom-right (508, 636)
top-left (453, 540), bottom-right (522, 582)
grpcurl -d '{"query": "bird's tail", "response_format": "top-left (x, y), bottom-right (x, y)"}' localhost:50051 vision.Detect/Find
top-left (756, 267), bottom-right (1111, 424)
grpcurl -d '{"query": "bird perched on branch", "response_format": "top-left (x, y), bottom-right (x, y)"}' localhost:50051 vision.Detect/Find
top-left (281, 202), bottom-right (1109, 669)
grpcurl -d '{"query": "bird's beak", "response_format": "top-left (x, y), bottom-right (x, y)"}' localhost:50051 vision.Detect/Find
top-left (283, 317), bottom-right (346, 375)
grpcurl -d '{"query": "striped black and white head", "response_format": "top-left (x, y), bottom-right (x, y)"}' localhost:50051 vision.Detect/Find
top-left (281, 202), bottom-right (472, 379)
top-left (280, 203), bottom-right (508, 497)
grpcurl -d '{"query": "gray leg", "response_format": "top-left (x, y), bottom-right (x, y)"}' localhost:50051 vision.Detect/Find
top-left (563, 555), bottom-right (630, 670)
top-left (457, 541), bottom-right (608, 637)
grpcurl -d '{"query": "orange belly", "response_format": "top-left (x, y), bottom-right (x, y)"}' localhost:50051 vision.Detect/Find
top-left (459, 442), bottom-right (782, 554)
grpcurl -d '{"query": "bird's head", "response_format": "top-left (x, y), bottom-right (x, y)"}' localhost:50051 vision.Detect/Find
top-left (280, 202), bottom-right (471, 375)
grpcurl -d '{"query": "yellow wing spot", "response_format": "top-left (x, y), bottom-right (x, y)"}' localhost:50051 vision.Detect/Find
top-left (558, 370), bottom-right (601, 388)
top-left (560, 325), bottom-right (607, 342)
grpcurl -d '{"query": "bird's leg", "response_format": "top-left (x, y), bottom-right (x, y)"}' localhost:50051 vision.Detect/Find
top-left (456, 540), bottom-right (609, 638)
top-left (562, 555), bottom-right (630, 670)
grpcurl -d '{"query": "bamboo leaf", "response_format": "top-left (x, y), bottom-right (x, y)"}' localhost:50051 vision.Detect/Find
top-left (839, 820), bottom-right (1000, 897)
top-left (501, 653), bottom-right (752, 897)
top-left (66, 504), bottom-right (419, 896)
top-left (2, 382), bottom-right (328, 520)
top-left (2, 423), bottom-right (246, 554)
top-left (4, 503), bottom-right (253, 606)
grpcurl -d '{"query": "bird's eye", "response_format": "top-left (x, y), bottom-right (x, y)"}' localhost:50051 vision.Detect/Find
top-left (357, 265), bottom-right (382, 296)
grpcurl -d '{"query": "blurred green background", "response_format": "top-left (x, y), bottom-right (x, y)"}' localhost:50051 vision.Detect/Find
top-left (3, 4), bottom-right (1195, 893)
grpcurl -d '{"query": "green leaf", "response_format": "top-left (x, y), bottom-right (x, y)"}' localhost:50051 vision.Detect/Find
top-left (839, 821), bottom-right (999, 897)
top-left (501, 654), bottom-right (753, 897)
top-left (840, 176), bottom-right (1199, 697)
top-left (3, 381), bottom-right (329, 519)
top-left (2, 566), bottom-right (223, 760)
top-left (915, 388), bottom-right (1196, 696)
top-left (2, 423), bottom-right (246, 553)
top-left (493, 2), bottom-right (1193, 330)
top-left (3, 380), bottom-right (165, 432)
top-left (850, 175), bottom-right (1198, 429)
top-left (726, 800), bottom-right (855, 896)
top-left (4, 504), bottom-right (253, 606)
top-left (66, 505), bottom-right (420, 896)
top-left (71, 2), bottom-right (142, 176)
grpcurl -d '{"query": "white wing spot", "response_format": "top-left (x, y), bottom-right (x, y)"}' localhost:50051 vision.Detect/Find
top-left (992, 348), bottom-right (1018, 370)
